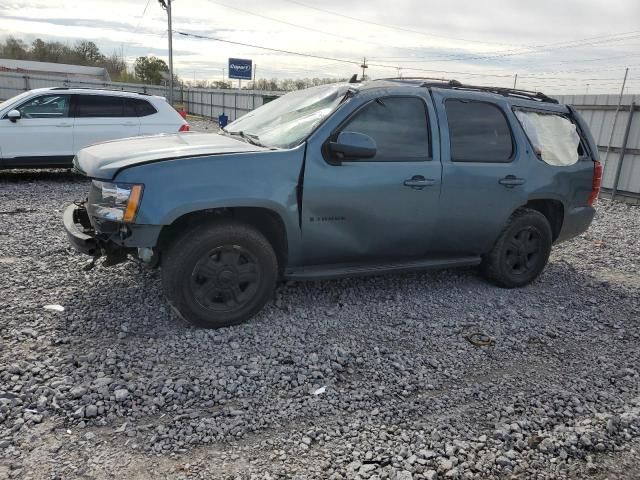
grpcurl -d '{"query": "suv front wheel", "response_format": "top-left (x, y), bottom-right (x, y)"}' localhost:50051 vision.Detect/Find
top-left (481, 208), bottom-right (553, 288)
top-left (162, 221), bottom-right (278, 328)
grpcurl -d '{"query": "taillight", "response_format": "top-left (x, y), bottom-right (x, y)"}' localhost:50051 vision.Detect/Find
top-left (588, 160), bottom-right (603, 206)
top-left (179, 124), bottom-right (190, 132)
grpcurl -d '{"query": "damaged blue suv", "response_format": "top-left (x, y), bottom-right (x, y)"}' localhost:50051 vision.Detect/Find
top-left (64, 79), bottom-right (601, 328)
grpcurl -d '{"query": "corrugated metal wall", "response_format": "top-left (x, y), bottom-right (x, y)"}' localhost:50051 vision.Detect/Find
top-left (557, 94), bottom-right (640, 198)
top-left (181, 88), bottom-right (280, 122)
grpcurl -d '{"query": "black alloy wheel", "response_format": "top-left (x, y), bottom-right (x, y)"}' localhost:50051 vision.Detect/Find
top-left (162, 221), bottom-right (278, 328)
top-left (190, 245), bottom-right (261, 313)
top-left (504, 227), bottom-right (543, 276)
top-left (481, 208), bottom-right (552, 288)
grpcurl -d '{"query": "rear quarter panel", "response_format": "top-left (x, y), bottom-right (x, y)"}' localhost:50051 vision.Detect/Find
top-left (508, 99), bottom-right (595, 211)
top-left (139, 99), bottom-right (184, 135)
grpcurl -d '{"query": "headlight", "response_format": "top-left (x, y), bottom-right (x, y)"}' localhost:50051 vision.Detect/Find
top-left (91, 181), bottom-right (144, 223)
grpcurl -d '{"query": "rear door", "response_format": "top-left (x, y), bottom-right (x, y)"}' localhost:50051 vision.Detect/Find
top-left (72, 94), bottom-right (141, 152)
top-left (301, 93), bottom-right (442, 265)
top-left (432, 91), bottom-right (529, 254)
top-left (0, 93), bottom-right (73, 166)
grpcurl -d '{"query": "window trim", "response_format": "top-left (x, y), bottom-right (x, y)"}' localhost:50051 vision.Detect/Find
top-left (445, 98), bottom-right (516, 164)
top-left (512, 106), bottom-right (590, 163)
top-left (322, 95), bottom-right (433, 165)
top-left (3, 93), bottom-right (71, 119)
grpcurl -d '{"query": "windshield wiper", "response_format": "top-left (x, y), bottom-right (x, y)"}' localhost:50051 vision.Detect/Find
top-left (222, 129), bottom-right (265, 147)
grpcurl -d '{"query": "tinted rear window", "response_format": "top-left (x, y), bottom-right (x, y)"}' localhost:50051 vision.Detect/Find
top-left (75, 95), bottom-right (124, 118)
top-left (446, 99), bottom-right (513, 162)
top-left (128, 98), bottom-right (157, 117)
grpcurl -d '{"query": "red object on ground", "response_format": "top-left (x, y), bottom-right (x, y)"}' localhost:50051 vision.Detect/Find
top-left (178, 109), bottom-right (187, 119)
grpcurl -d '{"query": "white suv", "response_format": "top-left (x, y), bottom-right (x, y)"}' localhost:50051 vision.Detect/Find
top-left (0, 87), bottom-right (190, 168)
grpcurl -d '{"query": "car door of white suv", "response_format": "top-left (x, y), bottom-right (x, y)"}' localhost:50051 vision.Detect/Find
top-left (72, 94), bottom-right (141, 152)
top-left (0, 93), bottom-right (74, 167)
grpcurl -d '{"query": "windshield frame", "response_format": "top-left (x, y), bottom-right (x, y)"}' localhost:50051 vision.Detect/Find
top-left (224, 83), bottom-right (355, 150)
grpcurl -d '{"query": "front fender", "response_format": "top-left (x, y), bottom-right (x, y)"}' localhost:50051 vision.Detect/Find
top-left (114, 146), bottom-right (305, 263)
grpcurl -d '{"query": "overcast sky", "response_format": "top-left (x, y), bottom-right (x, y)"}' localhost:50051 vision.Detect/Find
top-left (1, 0), bottom-right (639, 93)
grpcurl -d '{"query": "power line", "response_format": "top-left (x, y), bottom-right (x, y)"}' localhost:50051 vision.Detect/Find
top-left (381, 31), bottom-right (640, 65)
top-left (280, 0), bottom-right (640, 64)
top-left (175, 30), bottom-right (530, 80)
top-left (176, 31), bottom-right (361, 66)
top-left (433, 32), bottom-right (640, 63)
top-left (279, 0), bottom-right (527, 47)
top-left (180, 4), bottom-right (640, 81)
top-left (202, 0), bottom-right (426, 53)
top-left (123, 0), bottom-right (154, 60)
top-left (279, 1), bottom-right (640, 63)
top-left (175, 29), bottom-right (636, 86)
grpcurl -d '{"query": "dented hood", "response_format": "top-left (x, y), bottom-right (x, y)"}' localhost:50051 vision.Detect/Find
top-left (75, 132), bottom-right (266, 179)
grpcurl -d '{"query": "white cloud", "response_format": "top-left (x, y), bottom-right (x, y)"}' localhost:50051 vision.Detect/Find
top-left (1, 0), bottom-right (639, 93)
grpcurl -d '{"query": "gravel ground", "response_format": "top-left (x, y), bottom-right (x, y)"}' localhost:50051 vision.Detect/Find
top-left (0, 151), bottom-right (639, 479)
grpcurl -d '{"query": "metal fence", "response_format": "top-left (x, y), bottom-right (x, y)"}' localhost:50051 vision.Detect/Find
top-left (0, 71), bottom-right (281, 123)
top-left (557, 94), bottom-right (640, 203)
top-left (180, 87), bottom-right (281, 123)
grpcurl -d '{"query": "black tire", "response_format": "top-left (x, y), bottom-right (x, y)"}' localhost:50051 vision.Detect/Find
top-left (162, 221), bottom-right (278, 328)
top-left (481, 208), bottom-right (552, 288)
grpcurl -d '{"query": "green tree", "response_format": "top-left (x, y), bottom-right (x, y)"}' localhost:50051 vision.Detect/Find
top-left (134, 56), bottom-right (169, 85)
top-left (30, 38), bottom-right (49, 62)
top-left (74, 41), bottom-right (104, 65)
top-left (0, 37), bottom-right (28, 59)
top-left (99, 52), bottom-right (127, 79)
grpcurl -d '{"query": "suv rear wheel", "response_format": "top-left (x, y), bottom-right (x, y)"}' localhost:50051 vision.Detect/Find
top-left (481, 208), bottom-right (552, 288)
top-left (162, 221), bottom-right (278, 328)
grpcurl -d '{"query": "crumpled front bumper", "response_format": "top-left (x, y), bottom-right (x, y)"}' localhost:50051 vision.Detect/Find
top-left (63, 204), bottom-right (100, 256)
top-left (63, 203), bottom-right (163, 265)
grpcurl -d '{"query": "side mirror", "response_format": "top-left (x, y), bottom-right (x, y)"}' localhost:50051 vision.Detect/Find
top-left (7, 109), bottom-right (21, 122)
top-left (329, 131), bottom-right (376, 160)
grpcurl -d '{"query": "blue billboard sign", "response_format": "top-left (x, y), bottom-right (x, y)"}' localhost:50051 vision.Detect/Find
top-left (228, 58), bottom-right (252, 80)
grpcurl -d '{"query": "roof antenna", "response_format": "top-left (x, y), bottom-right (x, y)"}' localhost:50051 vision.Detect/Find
top-left (348, 74), bottom-right (358, 83)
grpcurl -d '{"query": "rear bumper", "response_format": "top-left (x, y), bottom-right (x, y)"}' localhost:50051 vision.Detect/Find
top-left (556, 205), bottom-right (596, 243)
top-left (63, 204), bottom-right (100, 256)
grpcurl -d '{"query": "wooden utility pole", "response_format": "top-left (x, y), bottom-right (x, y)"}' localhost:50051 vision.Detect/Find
top-left (361, 57), bottom-right (368, 81)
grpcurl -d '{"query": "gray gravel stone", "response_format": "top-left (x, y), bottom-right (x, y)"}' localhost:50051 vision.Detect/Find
top-left (1, 167), bottom-right (639, 478)
top-left (85, 405), bottom-right (98, 418)
top-left (114, 389), bottom-right (129, 402)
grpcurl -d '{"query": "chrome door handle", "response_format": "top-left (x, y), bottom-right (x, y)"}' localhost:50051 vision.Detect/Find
top-left (403, 175), bottom-right (436, 189)
top-left (499, 175), bottom-right (525, 187)
top-left (56, 123), bottom-right (72, 128)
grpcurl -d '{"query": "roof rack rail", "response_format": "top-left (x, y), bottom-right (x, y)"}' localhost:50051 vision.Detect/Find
top-left (425, 79), bottom-right (557, 103)
top-left (49, 86), bottom-right (151, 96)
top-left (379, 76), bottom-right (451, 83)
top-left (440, 81), bottom-right (558, 104)
top-left (373, 77), bottom-right (558, 104)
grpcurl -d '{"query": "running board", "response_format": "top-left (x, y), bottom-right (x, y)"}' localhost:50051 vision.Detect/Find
top-left (284, 256), bottom-right (481, 281)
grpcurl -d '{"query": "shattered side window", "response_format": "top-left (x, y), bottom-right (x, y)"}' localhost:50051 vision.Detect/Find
top-left (514, 110), bottom-right (580, 166)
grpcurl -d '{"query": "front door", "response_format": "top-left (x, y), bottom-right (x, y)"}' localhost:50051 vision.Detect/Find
top-left (0, 93), bottom-right (73, 166)
top-left (301, 94), bottom-right (442, 265)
